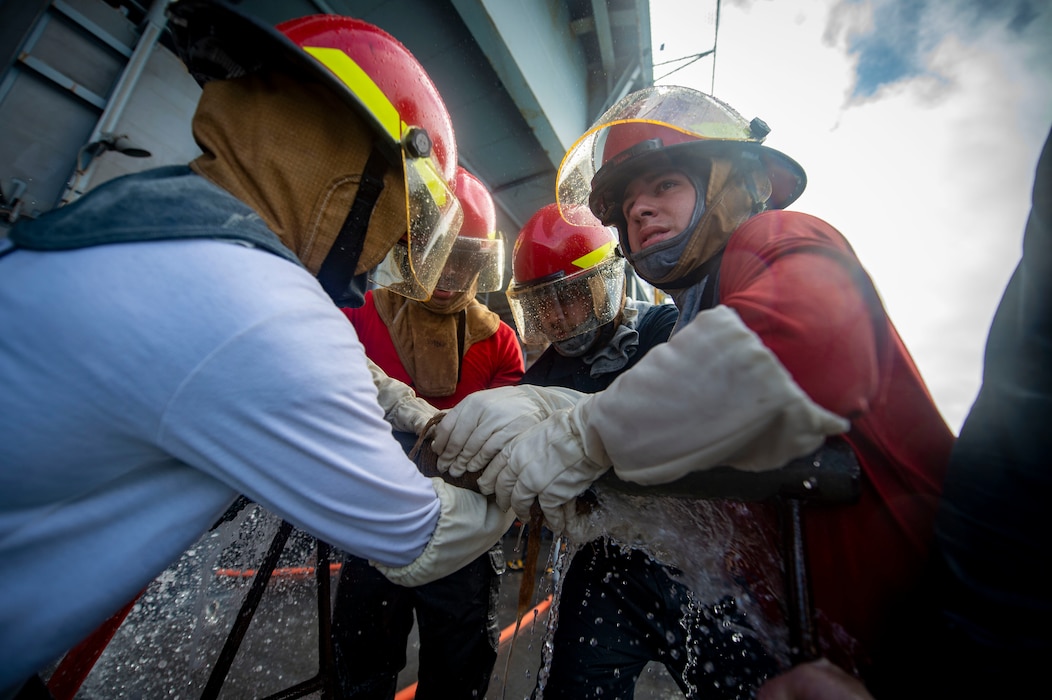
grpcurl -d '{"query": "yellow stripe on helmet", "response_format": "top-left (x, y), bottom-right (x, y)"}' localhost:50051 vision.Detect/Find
top-left (305, 45), bottom-right (450, 209)
top-left (303, 46), bottom-right (404, 145)
top-left (410, 158), bottom-right (450, 207)
top-left (572, 241), bottom-right (615, 270)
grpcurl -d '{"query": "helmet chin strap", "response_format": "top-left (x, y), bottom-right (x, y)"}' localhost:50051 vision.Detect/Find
top-left (741, 152), bottom-right (773, 215)
top-left (626, 157), bottom-right (771, 292)
top-left (316, 148), bottom-right (388, 301)
top-left (654, 248), bottom-right (718, 291)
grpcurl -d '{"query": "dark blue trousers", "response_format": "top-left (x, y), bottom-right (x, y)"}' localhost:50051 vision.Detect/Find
top-left (541, 541), bottom-right (778, 700)
top-left (331, 547), bottom-right (502, 700)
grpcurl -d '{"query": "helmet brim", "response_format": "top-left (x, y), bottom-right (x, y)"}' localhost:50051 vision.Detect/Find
top-left (166, 0), bottom-right (400, 169)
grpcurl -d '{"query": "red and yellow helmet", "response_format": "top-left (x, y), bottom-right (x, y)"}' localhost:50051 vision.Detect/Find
top-left (277, 15), bottom-right (457, 186)
top-left (432, 168), bottom-right (505, 294)
top-left (507, 204), bottom-right (625, 344)
top-left (556, 85), bottom-right (806, 230)
top-left (167, 0), bottom-right (462, 300)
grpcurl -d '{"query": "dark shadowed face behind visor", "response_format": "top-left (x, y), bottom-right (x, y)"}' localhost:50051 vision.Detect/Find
top-left (508, 255), bottom-right (626, 344)
top-left (432, 235), bottom-right (505, 293)
top-left (371, 155), bottom-right (464, 300)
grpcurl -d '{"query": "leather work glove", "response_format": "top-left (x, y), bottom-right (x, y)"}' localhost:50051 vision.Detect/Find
top-left (366, 357), bottom-right (438, 436)
top-left (372, 477), bottom-right (516, 587)
top-left (430, 384), bottom-right (587, 480)
top-left (490, 403), bottom-right (608, 533)
top-left (493, 305), bottom-right (851, 534)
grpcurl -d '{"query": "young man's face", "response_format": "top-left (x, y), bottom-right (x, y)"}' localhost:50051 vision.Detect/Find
top-left (621, 170), bottom-right (698, 253)
top-left (539, 289), bottom-right (594, 343)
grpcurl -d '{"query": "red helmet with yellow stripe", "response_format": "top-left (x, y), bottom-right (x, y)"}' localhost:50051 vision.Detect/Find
top-left (507, 203), bottom-right (625, 344)
top-left (167, 0), bottom-right (462, 300)
top-left (277, 15), bottom-right (457, 186)
top-left (556, 85), bottom-right (805, 231)
top-left (432, 168), bottom-right (505, 294)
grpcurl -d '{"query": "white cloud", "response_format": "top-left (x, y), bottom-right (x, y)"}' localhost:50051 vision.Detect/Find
top-left (649, 0), bottom-right (1052, 431)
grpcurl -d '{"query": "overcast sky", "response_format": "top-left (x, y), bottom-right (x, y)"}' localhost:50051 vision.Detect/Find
top-left (649, 0), bottom-right (1052, 432)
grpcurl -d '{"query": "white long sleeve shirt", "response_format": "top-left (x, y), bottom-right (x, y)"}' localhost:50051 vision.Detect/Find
top-left (0, 239), bottom-right (440, 691)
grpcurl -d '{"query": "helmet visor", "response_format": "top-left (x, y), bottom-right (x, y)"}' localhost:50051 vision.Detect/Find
top-left (556, 86), bottom-right (755, 226)
top-left (507, 255), bottom-right (625, 344)
top-left (433, 234), bottom-right (506, 293)
top-left (372, 152), bottom-right (464, 300)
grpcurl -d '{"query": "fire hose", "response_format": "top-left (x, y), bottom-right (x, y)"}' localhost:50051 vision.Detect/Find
top-left (412, 432), bottom-right (861, 665)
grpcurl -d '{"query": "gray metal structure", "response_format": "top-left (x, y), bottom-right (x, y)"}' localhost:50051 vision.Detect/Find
top-left (0, 0), bottom-right (653, 250)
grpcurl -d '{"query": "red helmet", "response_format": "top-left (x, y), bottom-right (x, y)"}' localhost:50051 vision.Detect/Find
top-left (507, 204), bottom-right (625, 344)
top-left (432, 168), bottom-right (505, 293)
top-left (167, 0), bottom-right (462, 300)
top-left (556, 85), bottom-right (806, 229)
top-left (277, 15), bottom-right (456, 185)
top-left (457, 167), bottom-right (497, 241)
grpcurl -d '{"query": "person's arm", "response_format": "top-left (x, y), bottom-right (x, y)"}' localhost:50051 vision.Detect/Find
top-left (436, 221), bottom-right (873, 532)
top-left (487, 304), bottom-right (850, 531)
top-left (720, 214), bottom-right (883, 418)
top-left (365, 355), bottom-right (440, 435)
top-left (159, 290), bottom-right (512, 577)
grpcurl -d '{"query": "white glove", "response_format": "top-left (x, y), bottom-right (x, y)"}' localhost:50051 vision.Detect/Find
top-left (372, 478), bottom-right (516, 587)
top-left (493, 305), bottom-right (849, 533)
top-left (490, 403), bottom-right (609, 533)
top-left (594, 304), bottom-right (850, 482)
top-left (366, 357), bottom-right (438, 435)
top-left (430, 384), bottom-right (587, 479)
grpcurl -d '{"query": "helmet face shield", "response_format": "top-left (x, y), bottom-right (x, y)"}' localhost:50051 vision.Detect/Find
top-left (433, 234), bottom-right (505, 293)
top-left (372, 153), bottom-right (463, 300)
top-left (507, 255), bottom-right (625, 344)
top-left (556, 85), bottom-right (805, 226)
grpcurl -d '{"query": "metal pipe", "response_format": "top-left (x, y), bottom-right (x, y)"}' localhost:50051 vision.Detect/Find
top-left (202, 520), bottom-right (295, 700)
top-left (60, 0), bottom-right (172, 205)
top-left (782, 498), bottom-right (818, 664)
top-left (414, 436), bottom-right (860, 507)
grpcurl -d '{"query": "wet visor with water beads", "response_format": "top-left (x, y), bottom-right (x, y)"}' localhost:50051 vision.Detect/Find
top-left (367, 150), bottom-right (464, 299)
top-left (432, 233), bottom-right (506, 293)
top-left (507, 204), bottom-right (625, 345)
top-left (555, 85), bottom-right (807, 229)
top-left (429, 167), bottom-right (505, 294)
